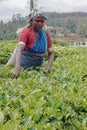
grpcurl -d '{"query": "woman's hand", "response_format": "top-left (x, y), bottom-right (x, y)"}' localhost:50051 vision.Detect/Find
top-left (44, 66), bottom-right (50, 73)
top-left (44, 51), bottom-right (54, 73)
top-left (11, 67), bottom-right (21, 79)
top-left (10, 44), bottom-right (25, 79)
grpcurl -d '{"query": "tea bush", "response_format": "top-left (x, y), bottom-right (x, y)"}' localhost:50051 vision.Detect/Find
top-left (0, 41), bottom-right (87, 130)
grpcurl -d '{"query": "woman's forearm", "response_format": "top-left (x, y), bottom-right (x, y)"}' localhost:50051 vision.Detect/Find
top-left (47, 51), bottom-right (54, 68)
top-left (45, 51), bottom-right (54, 72)
top-left (15, 44), bottom-right (25, 69)
top-left (10, 44), bottom-right (25, 79)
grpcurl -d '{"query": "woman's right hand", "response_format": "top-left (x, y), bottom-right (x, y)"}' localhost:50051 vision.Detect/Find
top-left (10, 67), bottom-right (21, 79)
top-left (10, 44), bottom-right (25, 79)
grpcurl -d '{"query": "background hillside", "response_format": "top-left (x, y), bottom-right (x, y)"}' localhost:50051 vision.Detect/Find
top-left (0, 12), bottom-right (87, 40)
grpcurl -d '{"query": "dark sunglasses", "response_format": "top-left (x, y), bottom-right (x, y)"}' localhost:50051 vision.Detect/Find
top-left (34, 20), bottom-right (45, 23)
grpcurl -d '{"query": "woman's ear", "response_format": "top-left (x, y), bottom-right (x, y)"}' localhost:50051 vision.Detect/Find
top-left (30, 18), bottom-right (34, 26)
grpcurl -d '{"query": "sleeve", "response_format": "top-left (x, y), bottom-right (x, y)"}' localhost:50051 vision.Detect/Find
top-left (18, 29), bottom-right (28, 46)
top-left (46, 32), bottom-right (54, 53)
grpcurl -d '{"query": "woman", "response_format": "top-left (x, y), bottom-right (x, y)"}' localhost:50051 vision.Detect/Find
top-left (10, 12), bottom-right (54, 79)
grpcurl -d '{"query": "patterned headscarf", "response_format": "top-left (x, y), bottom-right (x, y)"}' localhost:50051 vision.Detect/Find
top-left (28, 9), bottom-right (47, 20)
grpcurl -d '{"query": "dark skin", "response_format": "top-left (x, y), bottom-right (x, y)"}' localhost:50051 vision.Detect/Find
top-left (11, 16), bottom-right (54, 79)
top-left (10, 44), bottom-right (24, 79)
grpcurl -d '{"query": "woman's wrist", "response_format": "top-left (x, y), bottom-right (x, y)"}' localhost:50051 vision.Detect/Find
top-left (15, 66), bottom-right (21, 71)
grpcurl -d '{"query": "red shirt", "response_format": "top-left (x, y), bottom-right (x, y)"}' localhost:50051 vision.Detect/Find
top-left (19, 27), bottom-right (52, 51)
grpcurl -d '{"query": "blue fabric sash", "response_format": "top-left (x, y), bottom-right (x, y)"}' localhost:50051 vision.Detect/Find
top-left (28, 29), bottom-right (47, 54)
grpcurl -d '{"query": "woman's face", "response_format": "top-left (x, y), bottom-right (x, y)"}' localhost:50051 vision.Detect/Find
top-left (32, 16), bottom-right (45, 31)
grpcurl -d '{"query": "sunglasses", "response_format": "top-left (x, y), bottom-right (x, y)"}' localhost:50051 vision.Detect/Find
top-left (34, 20), bottom-right (45, 23)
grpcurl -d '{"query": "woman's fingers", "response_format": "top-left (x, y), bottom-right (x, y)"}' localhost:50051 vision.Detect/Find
top-left (44, 66), bottom-right (50, 73)
top-left (10, 68), bottom-right (20, 79)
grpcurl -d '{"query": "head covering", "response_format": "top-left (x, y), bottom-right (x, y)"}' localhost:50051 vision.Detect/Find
top-left (28, 9), bottom-right (47, 20)
top-left (16, 0), bottom-right (47, 35)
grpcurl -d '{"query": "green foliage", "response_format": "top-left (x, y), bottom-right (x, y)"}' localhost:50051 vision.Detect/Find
top-left (0, 40), bottom-right (87, 129)
top-left (0, 40), bottom-right (17, 64)
top-left (0, 14), bottom-right (26, 40)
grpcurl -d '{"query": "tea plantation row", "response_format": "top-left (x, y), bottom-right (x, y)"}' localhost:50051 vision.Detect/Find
top-left (0, 41), bottom-right (87, 130)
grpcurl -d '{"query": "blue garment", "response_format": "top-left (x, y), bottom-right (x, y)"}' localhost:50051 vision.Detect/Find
top-left (21, 51), bottom-right (44, 68)
top-left (28, 29), bottom-right (47, 54)
top-left (21, 29), bottom-right (47, 68)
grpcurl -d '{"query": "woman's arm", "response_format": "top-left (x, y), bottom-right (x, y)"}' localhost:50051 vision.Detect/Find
top-left (45, 32), bottom-right (54, 72)
top-left (45, 51), bottom-right (54, 72)
top-left (11, 44), bottom-right (25, 79)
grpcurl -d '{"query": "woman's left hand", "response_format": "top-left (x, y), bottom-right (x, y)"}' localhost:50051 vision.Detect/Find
top-left (44, 66), bottom-right (50, 73)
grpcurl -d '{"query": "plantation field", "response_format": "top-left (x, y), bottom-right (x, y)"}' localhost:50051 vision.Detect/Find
top-left (0, 41), bottom-right (87, 130)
